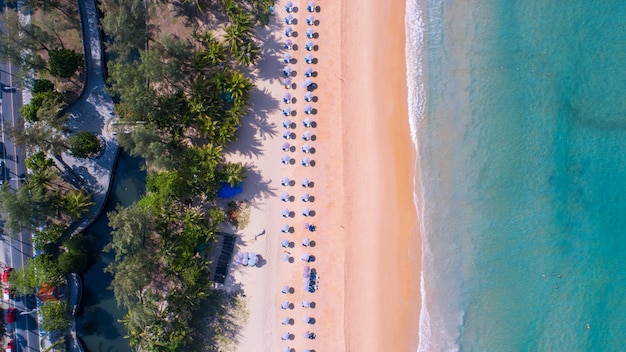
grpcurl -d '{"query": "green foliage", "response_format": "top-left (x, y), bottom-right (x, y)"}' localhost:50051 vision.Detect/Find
top-left (32, 79), bottom-right (55, 94)
top-left (0, 186), bottom-right (42, 235)
top-left (58, 250), bottom-right (88, 274)
top-left (39, 301), bottom-right (70, 332)
top-left (61, 189), bottom-right (94, 219)
top-left (69, 131), bottom-right (102, 158)
top-left (19, 90), bottom-right (65, 122)
top-left (99, 0), bottom-right (148, 59)
top-left (116, 126), bottom-right (179, 170)
top-left (8, 260), bottom-right (37, 295)
top-left (33, 223), bottom-right (67, 251)
top-left (106, 204), bottom-right (155, 261)
top-left (146, 171), bottom-right (187, 200)
top-left (48, 48), bottom-right (83, 78)
top-left (33, 254), bottom-right (65, 287)
top-left (107, 60), bottom-right (156, 121)
top-left (219, 162), bottom-right (246, 187)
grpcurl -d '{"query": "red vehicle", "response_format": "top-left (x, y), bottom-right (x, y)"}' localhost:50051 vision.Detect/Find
top-left (5, 308), bottom-right (16, 324)
top-left (1, 268), bottom-right (12, 284)
top-left (5, 339), bottom-right (14, 352)
top-left (3, 287), bottom-right (14, 301)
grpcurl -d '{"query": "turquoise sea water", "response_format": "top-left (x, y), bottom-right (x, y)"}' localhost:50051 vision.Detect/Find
top-left (409, 1), bottom-right (626, 350)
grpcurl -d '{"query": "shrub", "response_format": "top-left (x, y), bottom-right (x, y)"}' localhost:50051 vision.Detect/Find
top-left (32, 79), bottom-right (55, 94)
top-left (49, 48), bottom-right (83, 79)
top-left (58, 250), bottom-right (89, 274)
top-left (69, 131), bottom-right (102, 158)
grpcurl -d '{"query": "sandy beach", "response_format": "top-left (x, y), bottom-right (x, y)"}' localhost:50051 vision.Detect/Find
top-left (225, 0), bottom-right (421, 351)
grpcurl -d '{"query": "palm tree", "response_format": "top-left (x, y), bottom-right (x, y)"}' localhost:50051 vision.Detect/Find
top-left (220, 162), bottom-right (247, 187)
top-left (61, 189), bottom-right (94, 220)
top-left (233, 39), bottom-right (260, 66)
top-left (227, 70), bottom-right (253, 105)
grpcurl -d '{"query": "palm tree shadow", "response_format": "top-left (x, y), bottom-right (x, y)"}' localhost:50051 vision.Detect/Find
top-left (237, 162), bottom-right (275, 202)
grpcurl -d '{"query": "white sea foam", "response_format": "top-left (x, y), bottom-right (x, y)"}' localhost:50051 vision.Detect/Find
top-left (404, 0), bottom-right (429, 350)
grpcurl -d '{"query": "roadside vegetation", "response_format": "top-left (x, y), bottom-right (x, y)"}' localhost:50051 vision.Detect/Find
top-left (98, 0), bottom-right (272, 350)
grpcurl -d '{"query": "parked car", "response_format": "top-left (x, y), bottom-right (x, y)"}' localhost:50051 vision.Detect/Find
top-left (5, 339), bottom-right (14, 352)
top-left (5, 308), bottom-right (16, 324)
top-left (2, 267), bottom-right (12, 284)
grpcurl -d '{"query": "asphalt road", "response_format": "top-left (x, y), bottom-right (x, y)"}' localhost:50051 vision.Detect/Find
top-left (0, 60), bottom-right (40, 351)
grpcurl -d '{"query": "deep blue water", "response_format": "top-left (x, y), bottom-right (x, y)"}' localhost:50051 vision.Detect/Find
top-left (77, 151), bottom-right (145, 352)
top-left (412, 1), bottom-right (626, 350)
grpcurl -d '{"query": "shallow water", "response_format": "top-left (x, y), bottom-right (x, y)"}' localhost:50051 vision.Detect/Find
top-left (410, 1), bottom-right (626, 350)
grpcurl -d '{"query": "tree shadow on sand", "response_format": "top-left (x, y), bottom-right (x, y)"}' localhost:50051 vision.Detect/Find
top-left (187, 290), bottom-right (248, 351)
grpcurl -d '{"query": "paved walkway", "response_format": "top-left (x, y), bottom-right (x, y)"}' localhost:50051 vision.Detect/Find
top-left (57, 0), bottom-right (119, 350)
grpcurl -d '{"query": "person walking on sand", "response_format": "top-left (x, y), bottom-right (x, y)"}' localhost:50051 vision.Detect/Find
top-left (254, 229), bottom-right (266, 240)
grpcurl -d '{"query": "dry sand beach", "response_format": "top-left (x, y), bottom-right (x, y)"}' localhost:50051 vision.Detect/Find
top-left (224, 0), bottom-right (420, 351)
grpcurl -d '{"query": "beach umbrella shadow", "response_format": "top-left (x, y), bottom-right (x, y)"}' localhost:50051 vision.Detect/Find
top-left (309, 210), bottom-right (316, 217)
top-left (309, 160), bottom-right (316, 167)
top-left (309, 241), bottom-right (316, 247)
top-left (313, 45), bottom-right (319, 51)
top-left (289, 146), bottom-right (296, 152)
top-left (292, 44), bottom-right (299, 51)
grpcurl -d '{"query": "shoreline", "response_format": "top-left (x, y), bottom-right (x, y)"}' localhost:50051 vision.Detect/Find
top-left (227, 0), bottom-right (421, 351)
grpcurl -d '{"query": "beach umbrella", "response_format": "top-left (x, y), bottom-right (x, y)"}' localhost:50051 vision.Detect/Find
top-left (285, 26), bottom-right (294, 37)
top-left (308, 224), bottom-right (316, 232)
top-left (302, 237), bottom-right (311, 246)
top-left (306, 28), bottom-right (315, 39)
top-left (302, 193), bottom-right (310, 202)
top-left (285, 1), bottom-right (293, 11)
top-left (283, 118), bottom-right (293, 128)
top-left (281, 239), bottom-right (290, 247)
top-left (248, 257), bottom-right (257, 267)
top-left (304, 316), bottom-right (313, 324)
top-left (305, 40), bottom-right (314, 51)
top-left (302, 300), bottom-right (311, 308)
top-left (302, 207), bottom-right (311, 216)
top-left (303, 117), bottom-right (313, 127)
top-left (281, 285), bottom-right (290, 294)
top-left (281, 332), bottom-right (290, 340)
top-left (303, 266), bottom-right (310, 278)
top-left (285, 14), bottom-right (294, 25)
top-left (282, 130), bottom-right (292, 140)
top-left (281, 192), bottom-right (290, 201)
top-left (284, 39), bottom-right (293, 50)
top-left (304, 104), bottom-right (313, 114)
top-left (281, 317), bottom-right (290, 325)
top-left (282, 208), bottom-right (290, 217)
top-left (283, 65), bottom-right (292, 76)
top-left (281, 177), bottom-right (291, 186)
top-left (303, 331), bottom-right (311, 339)
top-left (304, 67), bottom-right (314, 77)
top-left (234, 257), bottom-right (242, 264)
top-left (281, 155), bottom-right (291, 164)
top-left (282, 142), bottom-right (291, 152)
top-left (302, 79), bottom-right (313, 88)
top-left (281, 224), bottom-right (291, 233)
top-left (302, 157), bottom-right (311, 166)
top-left (302, 144), bottom-right (311, 153)
top-left (282, 254), bottom-right (291, 262)
top-left (302, 130), bottom-right (312, 140)
top-left (307, 1), bottom-right (315, 12)
top-left (241, 257), bottom-right (248, 266)
top-left (304, 91), bottom-right (314, 101)
top-left (302, 178), bottom-right (310, 187)
top-left (302, 253), bottom-right (310, 262)
top-left (283, 78), bottom-right (292, 89)
top-left (283, 92), bottom-right (292, 103)
top-left (281, 301), bottom-right (290, 309)
top-left (306, 14), bottom-right (315, 25)
top-left (304, 53), bottom-right (314, 64)
top-left (282, 106), bottom-right (291, 116)
top-left (283, 53), bottom-right (292, 63)
top-left (283, 347), bottom-right (291, 352)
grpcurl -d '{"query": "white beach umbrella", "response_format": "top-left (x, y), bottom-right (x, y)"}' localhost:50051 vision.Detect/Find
top-left (302, 300), bottom-right (311, 308)
top-left (304, 91), bottom-right (314, 101)
top-left (283, 78), bottom-right (292, 88)
top-left (282, 130), bottom-right (292, 140)
top-left (283, 119), bottom-right (292, 128)
top-left (302, 79), bottom-right (313, 88)
top-left (303, 316), bottom-right (313, 324)
top-left (248, 257), bottom-right (257, 267)
top-left (282, 208), bottom-right (290, 217)
top-left (284, 39), bottom-right (293, 49)
top-left (302, 237), bottom-right (311, 246)
top-left (247, 252), bottom-right (256, 260)
top-left (302, 157), bottom-right (311, 167)
top-left (234, 257), bottom-right (242, 264)
top-left (301, 193), bottom-right (310, 202)
top-left (302, 144), bottom-right (311, 153)
top-left (283, 53), bottom-right (292, 63)
top-left (303, 117), bottom-right (313, 127)
top-left (305, 40), bottom-right (314, 51)
top-left (282, 142), bottom-right (291, 152)
top-left (281, 239), bottom-right (290, 247)
top-left (283, 347), bottom-right (291, 352)
top-left (281, 155), bottom-right (291, 164)
top-left (283, 65), bottom-right (292, 76)
top-left (302, 130), bottom-right (312, 140)
top-left (282, 254), bottom-right (291, 262)
top-left (282, 106), bottom-right (291, 116)
top-left (285, 1), bottom-right (293, 10)
top-left (302, 177), bottom-right (310, 187)
top-left (305, 53), bottom-right (314, 64)
top-left (308, 1), bottom-right (315, 12)
top-left (303, 222), bottom-right (311, 230)
top-left (304, 67), bottom-right (314, 77)
top-left (306, 28), bottom-right (315, 38)
top-left (285, 14), bottom-right (294, 25)
top-left (281, 224), bottom-right (291, 233)
top-left (302, 253), bottom-right (310, 262)
top-left (281, 332), bottom-right (290, 340)
top-left (285, 26), bottom-right (294, 37)
top-left (241, 257), bottom-right (248, 266)
top-left (302, 207), bottom-right (311, 216)
top-left (304, 104), bottom-right (313, 114)
top-left (283, 92), bottom-right (292, 103)
top-left (306, 14), bottom-right (315, 25)
top-left (281, 317), bottom-right (290, 325)
top-left (281, 285), bottom-right (290, 294)
top-left (281, 177), bottom-right (291, 186)
top-left (281, 192), bottom-right (290, 202)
